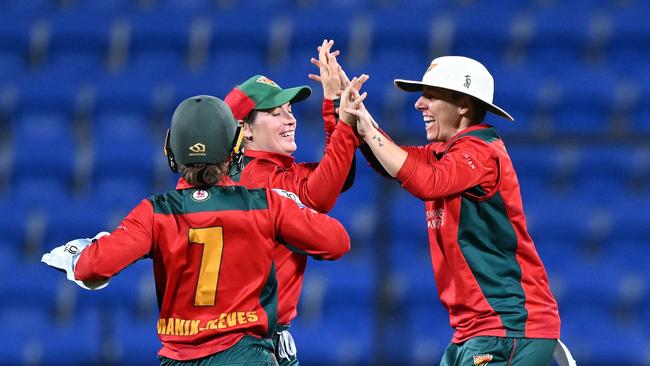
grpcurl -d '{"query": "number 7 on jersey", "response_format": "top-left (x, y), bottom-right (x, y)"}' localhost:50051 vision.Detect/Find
top-left (190, 227), bottom-right (224, 306)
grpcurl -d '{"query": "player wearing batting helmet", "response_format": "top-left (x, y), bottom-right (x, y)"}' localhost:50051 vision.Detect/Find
top-left (344, 56), bottom-right (575, 366)
top-left (223, 40), bottom-right (365, 366)
top-left (42, 95), bottom-right (351, 365)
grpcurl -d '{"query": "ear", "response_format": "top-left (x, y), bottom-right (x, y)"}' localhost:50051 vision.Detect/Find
top-left (242, 122), bottom-right (254, 141)
top-left (458, 95), bottom-right (471, 117)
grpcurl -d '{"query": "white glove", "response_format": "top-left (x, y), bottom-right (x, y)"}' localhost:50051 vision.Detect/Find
top-left (277, 329), bottom-right (297, 360)
top-left (41, 231), bottom-right (111, 290)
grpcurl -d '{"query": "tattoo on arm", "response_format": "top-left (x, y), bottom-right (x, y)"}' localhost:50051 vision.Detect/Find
top-left (371, 134), bottom-right (384, 147)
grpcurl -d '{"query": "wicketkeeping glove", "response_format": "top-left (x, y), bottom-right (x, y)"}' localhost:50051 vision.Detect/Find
top-left (41, 231), bottom-right (111, 290)
top-left (277, 329), bottom-right (297, 360)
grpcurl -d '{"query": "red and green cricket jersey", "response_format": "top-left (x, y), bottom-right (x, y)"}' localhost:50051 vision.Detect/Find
top-left (394, 124), bottom-right (560, 343)
top-left (230, 99), bottom-right (358, 325)
top-left (74, 177), bottom-right (350, 361)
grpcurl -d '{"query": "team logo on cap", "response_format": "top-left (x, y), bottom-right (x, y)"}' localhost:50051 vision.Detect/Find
top-left (473, 354), bottom-right (493, 365)
top-left (191, 189), bottom-right (210, 202)
top-left (188, 143), bottom-right (206, 156)
top-left (256, 76), bottom-right (280, 89)
top-left (464, 74), bottom-right (471, 89)
top-left (426, 62), bottom-right (438, 72)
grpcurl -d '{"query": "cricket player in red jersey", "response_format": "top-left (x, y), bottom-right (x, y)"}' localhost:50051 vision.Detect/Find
top-left (41, 95), bottom-right (350, 365)
top-left (224, 40), bottom-right (364, 366)
top-left (343, 56), bottom-right (575, 365)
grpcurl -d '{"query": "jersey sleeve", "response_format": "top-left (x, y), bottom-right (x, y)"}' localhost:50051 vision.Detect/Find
top-left (74, 199), bottom-right (154, 281)
top-left (269, 121), bottom-right (359, 213)
top-left (322, 98), bottom-right (338, 146)
top-left (358, 128), bottom-right (443, 178)
top-left (268, 188), bottom-right (350, 260)
top-left (395, 137), bottom-right (499, 200)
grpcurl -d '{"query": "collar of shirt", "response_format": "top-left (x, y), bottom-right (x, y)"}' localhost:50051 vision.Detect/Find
top-left (244, 149), bottom-right (295, 169)
top-left (434, 123), bottom-right (493, 154)
top-left (175, 176), bottom-right (235, 190)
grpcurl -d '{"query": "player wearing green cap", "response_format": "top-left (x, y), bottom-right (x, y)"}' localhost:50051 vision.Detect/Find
top-left (224, 40), bottom-right (366, 365)
top-left (42, 95), bottom-right (351, 365)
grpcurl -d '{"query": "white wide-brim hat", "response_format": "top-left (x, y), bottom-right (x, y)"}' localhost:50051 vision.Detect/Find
top-left (394, 56), bottom-right (514, 121)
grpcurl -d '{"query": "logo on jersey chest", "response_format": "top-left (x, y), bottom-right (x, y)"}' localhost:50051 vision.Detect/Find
top-left (191, 190), bottom-right (210, 202)
top-left (426, 208), bottom-right (445, 229)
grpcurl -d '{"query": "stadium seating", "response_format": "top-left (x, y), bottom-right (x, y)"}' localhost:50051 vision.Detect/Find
top-left (1, 0), bottom-right (648, 364)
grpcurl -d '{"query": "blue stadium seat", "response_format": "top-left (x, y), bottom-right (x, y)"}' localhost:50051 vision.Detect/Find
top-left (305, 252), bottom-right (376, 311)
top-left (389, 188), bottom-right (427, 248)
top-left (292, 306), bottom-right (373, 366)
top-left (113, 308), bottom-right (161, 365)
top-left (74, 259), bottom-right (156, 315)
top-left (607, 6), bottom-right (650, 71)
top-left (406, 304), bottom-right (453, 365)
top-left (0, 51), bottom-right (24, 83)
top-left (92, 73), bottom-right (159, 116)
top-left (527, 7), bottom-right (594, 69)
top-left (0, 9), bottom-right (38, 57)
top-left (158, 0), bottom-right (215, 12)
top-left (606, 197), bottom-right (650, 243)
top-left (547, 66), bottom-right (617, 135)
top-left (12, 178), bottom-right (74, 210)
top-left (0, 200), bottom-right (28, 246)
top-left (489, 63), bottom-right (543, 134)
top-left (64, 0), bottom-right (134, 14)
top-left (525, 194), bottom-right (595, 245)
top-left (205, 47), bottom-right (264, 95)
top-left (43, 308), bottom-right (103, 365)
top-left (327, 166), bottom-right (379, 246)
top-left (40, 199), bottom-right (113, 251)
top-left (288, 9), bottom-right (355, 60)
top-left (630, 72), bottom-right (650, 133)
top-left (210, 10), bottom-right (274, 63)
top-left (0, 0), bottom-right (54, 14)
top-left (560, 304), bottom-right (648, 365)
top-left (449, 5), bottom-right (521, 64)
top-left (14, 74), bottom-right (79, 120)
top-left (93, 177), bottom-right (150, 215)
top-left (91, 111), bottom-right (155, 188)
top-left (48, 9), bottom-right (112, 66)
top-left (2, 259), bottom-right (63, 311)
top-left (128, 8), bottom-right (194, 75)
top-left (390, 239), bottom-right (438, 309)
top-left (371, 9), bottom-right (434, 58)
top-left (566, 146), bottom-right (638, 198)
top-left (507, 145), bottom-right (562, 191)
top-left (10, 113), bottom-right (76, 195)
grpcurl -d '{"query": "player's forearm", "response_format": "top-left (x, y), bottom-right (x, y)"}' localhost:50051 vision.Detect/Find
top-left (285, 215), bottom-right (350, 260)
top-left (303, 122), bottom-right (358, 212)
top-left (362, 130), bottom-right (408, 178)
top-left (75, 201), bottom-right (154, 281)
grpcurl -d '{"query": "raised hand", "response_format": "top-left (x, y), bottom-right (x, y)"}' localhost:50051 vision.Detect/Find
top-left (339, 74), bottom-right (369, 126)
top-left (308, 39), bottom-right (343, 100)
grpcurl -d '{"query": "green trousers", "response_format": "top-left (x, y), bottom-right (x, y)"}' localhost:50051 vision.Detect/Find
top-left (440, 336), bottom-right (557, 366)
top-left (159, 335), bottom-right (278, 366)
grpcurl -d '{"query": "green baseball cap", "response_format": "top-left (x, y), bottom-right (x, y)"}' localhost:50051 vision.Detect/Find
top-left (166, 95), bottom-right (239, 167)
top-left (224, 75), bottom-right (311, 120)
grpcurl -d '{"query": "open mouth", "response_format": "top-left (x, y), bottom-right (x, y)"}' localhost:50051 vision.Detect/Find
top-left (423, 116), bottom-right (434, 127)
top-left (279, 131), bottom-right (295, 138)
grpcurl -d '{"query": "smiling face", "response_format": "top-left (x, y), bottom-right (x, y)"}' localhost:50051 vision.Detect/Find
top-left (414, 86), bottom-right (473, 142)
top-left (243, 102), bottom-right (297, 155)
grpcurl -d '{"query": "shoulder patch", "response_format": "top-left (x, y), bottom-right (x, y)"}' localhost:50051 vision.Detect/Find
top-left (272, 189), bottom-right (307, 209)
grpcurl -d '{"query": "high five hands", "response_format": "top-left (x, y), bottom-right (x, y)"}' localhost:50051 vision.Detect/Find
top-left (308, 39), bottom-right (344, 100)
